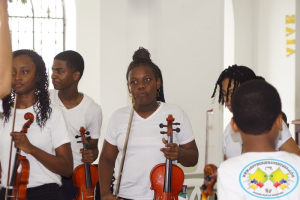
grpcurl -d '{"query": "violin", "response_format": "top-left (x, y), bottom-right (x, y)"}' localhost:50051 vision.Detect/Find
top-left (73, 127), bottom-right (98, 200)
top-left (6, 112), bottom-right (34, 200)
top-left (150, 114), bottom-right (184, 200)
top-left (201, 109), bottom-right (217, 200)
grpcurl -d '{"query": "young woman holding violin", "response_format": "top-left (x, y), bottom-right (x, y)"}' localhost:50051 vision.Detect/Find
top-left (99, 47), bottom-right (198, 200)
top-left (0, 50), bottom-right (73, 200)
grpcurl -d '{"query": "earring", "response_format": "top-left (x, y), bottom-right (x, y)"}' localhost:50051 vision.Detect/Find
top-left (129, 93), bottom-right (132, 97)
top-left (157, 88), bottom-right (160, 97)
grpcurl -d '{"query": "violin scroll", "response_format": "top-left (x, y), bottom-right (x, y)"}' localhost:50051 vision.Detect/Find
top-left (21, 112), bottom-right (34, 133)
top-left (201, 164), bottom-right (217, 197)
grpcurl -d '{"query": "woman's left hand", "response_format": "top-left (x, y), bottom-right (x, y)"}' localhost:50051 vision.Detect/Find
top-left (160, 138), bottom-right (181, 161)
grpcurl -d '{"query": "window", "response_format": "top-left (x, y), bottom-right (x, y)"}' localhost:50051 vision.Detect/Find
top-left (8, 0), bottom-right (65, 81)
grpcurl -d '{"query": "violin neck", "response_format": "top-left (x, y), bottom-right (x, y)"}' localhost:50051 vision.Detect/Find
top-left (163, 135), bottom-right (173, 193)
top-left (9, 148), bottom-right (21, 186)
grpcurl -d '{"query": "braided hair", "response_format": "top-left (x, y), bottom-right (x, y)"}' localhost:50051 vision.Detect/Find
top-left (211, 64), bottom-right (264, 105)
top-left (126, 47), bottom-right (165, 102)
top-left (3, 50), bottom-right (52, 128)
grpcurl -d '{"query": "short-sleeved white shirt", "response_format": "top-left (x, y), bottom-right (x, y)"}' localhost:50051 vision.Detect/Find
top-left (223, 121), bottom-right (292, 159)
top-left (0, 103), bottom-right (70, 188)
top-left (105, 102), bottom-right (195, 200)
top-left (49, 89), bottom-right (102, 168)
top-left (218, 151), bottom-right (300, 200)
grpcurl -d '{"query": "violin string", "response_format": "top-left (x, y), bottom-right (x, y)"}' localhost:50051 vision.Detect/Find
top-left (5, 94), bottom-right (18, 199)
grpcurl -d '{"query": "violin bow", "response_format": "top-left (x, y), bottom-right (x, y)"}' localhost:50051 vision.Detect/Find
top-left (5, 94), bottom-right (18, 199)
top-left (114, 103), bottom-right (135, 198)
top-left (201, 109), bottom-right (217, 200)
top-left (205, 109), bottom-right (213, 166)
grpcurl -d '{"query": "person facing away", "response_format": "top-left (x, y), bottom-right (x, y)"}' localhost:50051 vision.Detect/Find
top-left (0, 0), bottom-right (12, 111)
top-left (211, 65), bottom-right (300, 159)
top-left (50, 50), bottom-right (103, 199)
top-left (98, 47), bottom-right (198, 200)
top-left (0, 50), bottom-right (73, 200)
top-left (218, 80), bottom-right (300, 200)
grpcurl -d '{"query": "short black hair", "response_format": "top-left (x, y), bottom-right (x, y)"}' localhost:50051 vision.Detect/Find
top-left (231, 80), bottom-right (281, 135)
top-left (211, 65), bottom-right (264, 105)
top-left (54, 50), bottom-right (84, 79)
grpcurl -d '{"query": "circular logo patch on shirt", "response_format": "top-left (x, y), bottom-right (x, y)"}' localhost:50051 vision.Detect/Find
top-left (239, 159), bottom-right (298, 199)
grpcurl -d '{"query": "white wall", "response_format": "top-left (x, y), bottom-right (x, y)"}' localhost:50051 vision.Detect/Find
top-left (232, 0), bottom-right (296, 135)
top-left (70, 0), bottom-right (226, 174)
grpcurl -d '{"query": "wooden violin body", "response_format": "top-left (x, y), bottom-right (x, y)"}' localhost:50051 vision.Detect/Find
top-left (9, 156), bottom-right (30, 200)
top-left (72, 127), bottom-right (98, 200)
top-left (73, 164), bottom-right (98, 200)
top-left (6, 112), bottom-right (34, 200)
top-left (150, 115), bottom-right (183, 200)
top-left (150, 163), bottom-right (184, 200)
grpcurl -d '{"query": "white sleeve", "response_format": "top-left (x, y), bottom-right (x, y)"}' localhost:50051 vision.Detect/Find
top-left (86, 103), bottom-right (102, 140)
top-left (222, 123), bottom-right (231, 155)
top-left (275, 120), bottom-right (292, 150)
top-left (105, 114), bottom-right (118, 146)
top-left (217, 163), bottom-right (243, 200)
top-left (223, 123), bottom-right (243, 159)
top-left (50, 107), bottom-right (70, 149)
top-left (176, 108), bottom-right (194, 145)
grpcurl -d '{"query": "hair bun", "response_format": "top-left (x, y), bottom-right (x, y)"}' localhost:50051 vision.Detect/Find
top-left (132, 47), bottom-right (151, 61)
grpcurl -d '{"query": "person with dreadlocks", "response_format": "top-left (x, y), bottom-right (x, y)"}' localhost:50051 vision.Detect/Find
top-left (0, 0), bottom-right (12, 108)
top-left (212, 65), bottom-right (300, 160)
top-left (99, 47), bottom-right (198, 200)
top-left (50, 50), bottom-right (103, 200)
top-left (0, 50), bottom-right (73, 200)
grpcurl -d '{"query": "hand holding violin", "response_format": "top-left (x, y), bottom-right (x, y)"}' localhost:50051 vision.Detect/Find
top-left (161, 138), bottom-right (180, 161)
top-left (11, 132), bottom-right (35, 154)
top-left (80, 149), bottom-right (94, 164)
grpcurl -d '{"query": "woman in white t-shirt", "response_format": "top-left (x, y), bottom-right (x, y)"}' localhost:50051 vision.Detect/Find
top-left (211, 64), bottom-right (300, 160)
top-left (0, 50), bottom-right (73, 200)
top-left (99, 47), bottom-right (198, 200)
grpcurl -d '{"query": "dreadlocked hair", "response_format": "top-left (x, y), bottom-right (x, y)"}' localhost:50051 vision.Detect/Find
top-left (211, 64), bottom-right (264, 105)
top-left (3, 49), bottom-right (52, 128)
top-left (126, 47), bottom-right (165, 102)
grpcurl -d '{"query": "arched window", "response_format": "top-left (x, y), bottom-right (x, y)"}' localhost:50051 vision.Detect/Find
top-left (8, 0), bottom-right (65, 77)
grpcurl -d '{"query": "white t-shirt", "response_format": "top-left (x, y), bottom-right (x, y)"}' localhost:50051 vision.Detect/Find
top-left (218, 151), bottom-right (300, 200)
top-left (0, 103), bottom-right (70, 188)
top-left (105, 102), bottom-right (195, 200)
top-left (223, 121), bottom-right (291, 159)
top-left (49, 89), bottom-right (102, 168)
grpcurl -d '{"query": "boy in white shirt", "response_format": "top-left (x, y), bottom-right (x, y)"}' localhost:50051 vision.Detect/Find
top-left (50, 50), bottom-right (102, 200)
top-left (218, 80), bottom-right (300, 200)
